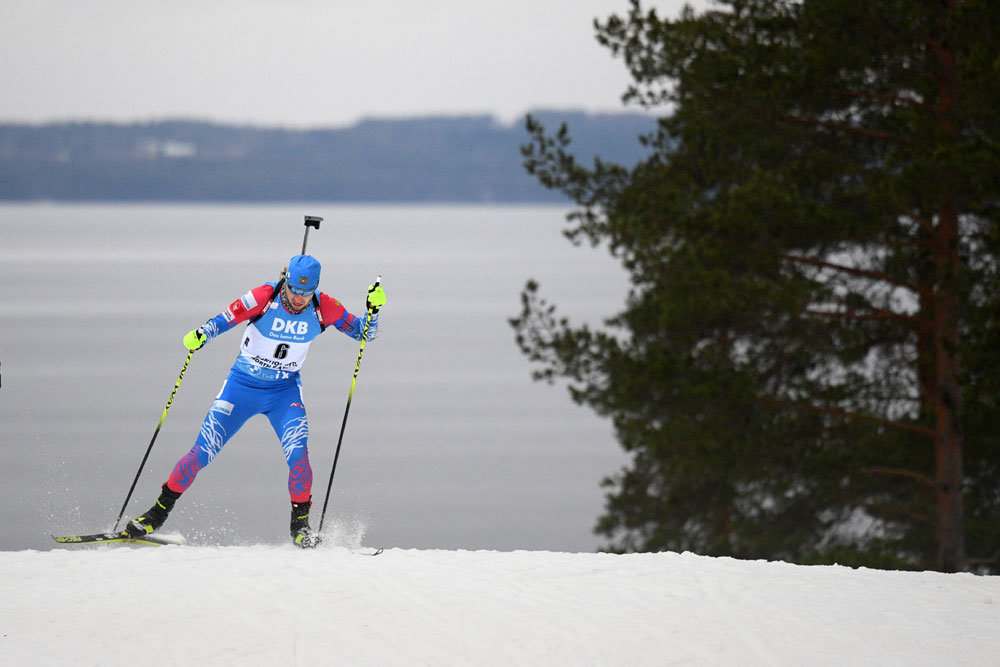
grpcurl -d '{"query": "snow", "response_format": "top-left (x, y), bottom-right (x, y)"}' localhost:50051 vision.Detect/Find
top-left (2, 538), bottom-right (998, 666)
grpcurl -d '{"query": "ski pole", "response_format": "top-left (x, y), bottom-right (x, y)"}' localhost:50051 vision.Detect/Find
top-left (302, 215), bottom-right (323, 254)
top-left (112, 348), bottom-right (195, 532)
top-left (318, 276), bottom-right (381, 531)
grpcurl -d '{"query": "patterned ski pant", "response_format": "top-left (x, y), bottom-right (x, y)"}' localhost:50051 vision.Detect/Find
top-left (166, 370), bottom-right (313, 503)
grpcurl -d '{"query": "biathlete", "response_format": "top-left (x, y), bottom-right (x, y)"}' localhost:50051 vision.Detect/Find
top-left (124, 254), bottom-right (386, 548)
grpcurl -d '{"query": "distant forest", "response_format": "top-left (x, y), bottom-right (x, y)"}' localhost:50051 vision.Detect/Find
top-left (0, 112), bottom-right (655, 202)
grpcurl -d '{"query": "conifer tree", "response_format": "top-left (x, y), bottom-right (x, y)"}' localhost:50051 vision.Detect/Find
top-left (513, 0), bottom-right (1000, 572)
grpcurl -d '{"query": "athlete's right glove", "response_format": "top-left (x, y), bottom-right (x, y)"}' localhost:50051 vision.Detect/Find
top-left (182, 327), bottom-right (207, 351)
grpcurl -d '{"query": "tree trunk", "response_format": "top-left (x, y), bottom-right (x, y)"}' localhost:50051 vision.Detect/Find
top-left (933, 201), bottom-right (965, 572)
top-left (934, 5), bottom-right (965, 572)
top-left (930, 8), bottom-right (964, 570)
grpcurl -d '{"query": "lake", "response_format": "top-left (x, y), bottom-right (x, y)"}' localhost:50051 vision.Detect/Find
top-left (0, 203), bottom-right (629, 552)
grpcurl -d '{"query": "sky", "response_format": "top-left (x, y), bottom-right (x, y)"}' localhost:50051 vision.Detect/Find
top-left (0, 0), bottom-right (706, 128)
top-left (4, 546), bottom-right (998, 665)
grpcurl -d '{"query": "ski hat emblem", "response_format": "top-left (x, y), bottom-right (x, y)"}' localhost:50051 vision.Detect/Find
top-left (287, 255), bottom-right (321, 293)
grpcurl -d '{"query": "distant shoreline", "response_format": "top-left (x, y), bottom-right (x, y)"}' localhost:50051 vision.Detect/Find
top-left (0, 111), bottom-right (655, 203)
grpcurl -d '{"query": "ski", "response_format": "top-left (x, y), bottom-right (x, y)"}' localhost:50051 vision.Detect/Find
top-left (353, 546), bottom-right (383, 556)
top-left (53, 531), bottom-right (379, 552)
top-left (52, 531), bottom-right (185, 547)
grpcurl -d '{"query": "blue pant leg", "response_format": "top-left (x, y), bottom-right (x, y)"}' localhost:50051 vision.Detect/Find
top-left (166, 377), bottom-right (259, 492)
top-left (264, 379), bottom-right (312, 503)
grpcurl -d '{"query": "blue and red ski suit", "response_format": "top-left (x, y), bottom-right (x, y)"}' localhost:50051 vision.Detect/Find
top-left (164, 282), bottom-right (378, 503)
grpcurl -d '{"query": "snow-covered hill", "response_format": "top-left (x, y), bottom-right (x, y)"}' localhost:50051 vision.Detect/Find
top-left (2, 543), bottom-right (998, 666)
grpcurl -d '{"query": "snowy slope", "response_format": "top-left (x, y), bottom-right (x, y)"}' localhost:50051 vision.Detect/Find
top-left (2, 544), bottom-right (998, 667)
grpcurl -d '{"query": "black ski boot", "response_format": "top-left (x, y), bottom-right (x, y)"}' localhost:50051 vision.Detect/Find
top-left (125, 483), bottom-right (182, 538)
top-left (291, 500), bottom-right (322, 548)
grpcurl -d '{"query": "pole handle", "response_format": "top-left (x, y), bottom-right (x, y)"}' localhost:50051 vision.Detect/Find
top-left (366, 276), bottom-right (382, 314)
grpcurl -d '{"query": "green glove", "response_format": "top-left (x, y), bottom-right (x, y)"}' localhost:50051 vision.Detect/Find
top-left (183, 328), bottom-right (207, 350)
top-left (366, 284), bottom-right (386, 313)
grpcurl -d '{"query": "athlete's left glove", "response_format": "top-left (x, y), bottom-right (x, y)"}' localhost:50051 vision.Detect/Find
top-left (367, 284), bottom-right (386, 313)
top-left (183, 327), bottom-right (208, 350)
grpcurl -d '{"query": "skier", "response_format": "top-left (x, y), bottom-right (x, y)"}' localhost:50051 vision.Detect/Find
top-left (124, 254), bottom-right (386, 548)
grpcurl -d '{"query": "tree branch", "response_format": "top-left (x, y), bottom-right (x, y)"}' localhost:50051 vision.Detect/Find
top-left (867, 466), bottom-right (935, 488)
top-left (776, 113), bottom-right (910, 144)
top-left (783, 253), bottom-right (918, 291)
top-left (873, 502), bottom-right (936, 527)
top-left (829, 88), bottom-right (926, 111)
top-left (967, 547), bottom-right (1000, 567)
top-left (804, 305), bottom-right (919, 327)
top-left (885, 193), bottom-right (935, 237)
top-left (758, 396), bottom-right (935, 438)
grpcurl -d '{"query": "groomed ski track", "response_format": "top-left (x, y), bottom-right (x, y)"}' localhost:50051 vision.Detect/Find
top-left (1, 547), bottom-right (997, 666)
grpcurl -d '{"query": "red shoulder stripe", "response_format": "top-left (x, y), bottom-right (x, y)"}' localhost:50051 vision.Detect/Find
top-left (225, 284), bottom-right (276, 325)
top-left (317, 292), bottom-right (348, 325)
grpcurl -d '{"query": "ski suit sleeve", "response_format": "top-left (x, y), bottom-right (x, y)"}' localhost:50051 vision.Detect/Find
top-left (201, 284), bottom-right (275, 342)
top-left (318, 292), bottom-right (379, 342)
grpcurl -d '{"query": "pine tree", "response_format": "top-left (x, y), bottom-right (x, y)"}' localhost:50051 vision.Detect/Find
top-left (513, 0), bottom-right (1000, 572)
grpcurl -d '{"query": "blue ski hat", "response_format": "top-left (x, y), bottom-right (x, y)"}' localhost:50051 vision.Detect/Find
top-left (287, 255), bottom-right (321, 294)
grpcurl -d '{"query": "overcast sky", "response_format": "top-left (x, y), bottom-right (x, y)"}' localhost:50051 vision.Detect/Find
top-left (1, 0), bottom-right (705, 128)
